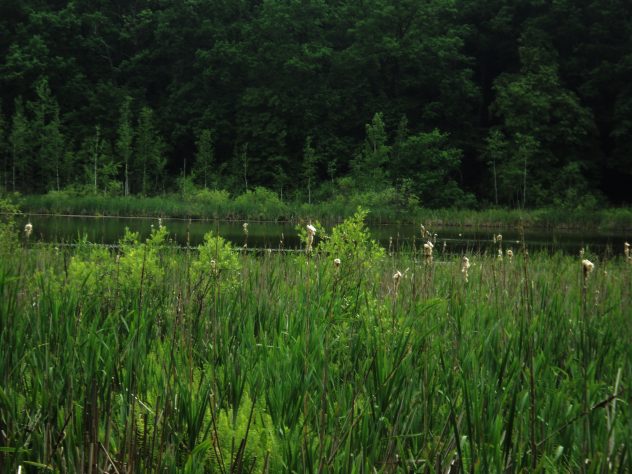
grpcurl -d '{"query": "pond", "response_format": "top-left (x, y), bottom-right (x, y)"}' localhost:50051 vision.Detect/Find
top-left (18, 214), bottom-right (629, 257)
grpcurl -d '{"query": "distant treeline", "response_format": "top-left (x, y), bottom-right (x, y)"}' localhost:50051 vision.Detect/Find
top-left (1, 0), bottom-right (631, 208)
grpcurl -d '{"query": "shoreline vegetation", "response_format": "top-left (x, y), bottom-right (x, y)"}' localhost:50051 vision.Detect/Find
top-left (13, 190), bottom-right (632, 231)
top-left (0, 210), bottom-right (630, 471)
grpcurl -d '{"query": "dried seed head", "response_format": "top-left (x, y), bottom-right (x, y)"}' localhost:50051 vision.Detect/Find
top-left (24, 222), bottom-right (33, 238)
top-left (158, 217), bottom-right (163, 228)
top-left (506, 249), bottom-right (513, 260)
top-left (496, 234), bottom-right (502, 243)
top-left (392, 270), bottom-right (403, 295)
top-left (582, 259), bottom-right (594, 277)
top-left (242, 222), bottom-right (249, 235)
top-left (306, 224), bottom-right (316, 235)
top-left (334, 258), bottom-right (341, 268)
top-left (625, 242), bottom-right (630, 258)
top-left (423, 241), bottom-right (434, 255)
top-left (579, 248), bottom-right (585, 258)
top-left (461, 256), bottom-right (470, 282)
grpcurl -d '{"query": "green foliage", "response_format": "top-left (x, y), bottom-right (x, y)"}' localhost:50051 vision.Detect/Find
top-left (9, 98), bottom-right (31, 192)
top-left (28, 78), bottom-right (66, 192)
top-left (136, 107), bottom-right (166, 195)
top-left (490, 32), bottom-right (597, 206)
top-left (117, 224), bottom-right (172, 292)
top-left (352, 112), bottom-right (391, 191)
top-left (233, 187), bottom-right (289, 221)
top-left (0, 230), bottom-right (631, 471)
top-left (65, 235), bottom-right (114, 295)
top-left (193, 129), bottom-right (214, 189)
top-left (116, 96), bottom-right (134, 196)
top-left (0, 197), bottom-right (19, 253)
top-left (0, 104), bottom-right (7, 192)
top-left (191, 231), bottom-right (240, 290)
top-left (66, 223), bottom-right (173, 296)
top-left (2, 1), bottom-right (632, 205)
top-left (302, 136), bottom-right (318, 205)
top-left (319, 207), bottom-right (385, 272)
top-left (192, 188), bottom-right (231, 217)
top-left (210, 392), bottom-right (281, 473)
top-left (394, 128), bottom-right (471, 208)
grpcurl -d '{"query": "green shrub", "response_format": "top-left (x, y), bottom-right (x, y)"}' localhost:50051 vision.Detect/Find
top-left (192, 189), bottom-right (232, 218)
top-left (0, 197), bottom-right (19, 253)
top-left (191, 231), bottom-right (241, 291)
top-left (234, 187), bottom-right (289, 221)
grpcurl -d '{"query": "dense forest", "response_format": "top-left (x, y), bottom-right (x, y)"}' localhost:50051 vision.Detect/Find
top-left (1, 0), bottom-right (631, 208)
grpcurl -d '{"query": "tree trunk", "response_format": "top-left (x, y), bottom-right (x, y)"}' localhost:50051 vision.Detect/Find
top-left (492, 160), bottom-right (498, 205)
top-left (523, 155), bottom-right (527, 208)
top-left (94, 127), bottom-right (100, 195)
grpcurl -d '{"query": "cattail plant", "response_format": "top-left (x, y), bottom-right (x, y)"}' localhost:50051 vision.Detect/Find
top-left (306, 224), bottom-right (316, 254)
top-left (392, 270), bottom-right (402, 295)
top-left (461, 256), bottom-right (470, 283)
top-left (24, 222), bottom-right (33, 238)
top-left (423, 241), bottom-right (434, 264)
top-left (242, 222), bottom-right (248, 250)
top-left (581, 258), bottom-right (595, 328)
top-left (495, 233), bottom-right (503, 257)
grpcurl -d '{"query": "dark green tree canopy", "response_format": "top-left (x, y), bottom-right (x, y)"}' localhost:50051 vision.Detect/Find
top-left (0, 0), bottom-right (630, 206)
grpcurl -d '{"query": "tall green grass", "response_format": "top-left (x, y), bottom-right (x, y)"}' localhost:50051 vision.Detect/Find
top-left (16, 190), bottom-right (632, 230)
top-left (0, 214), bottom-right (630, 472)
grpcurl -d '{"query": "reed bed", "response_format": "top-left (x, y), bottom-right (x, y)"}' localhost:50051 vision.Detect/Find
top-left (0, 213), bottom-right (630, 473)
top-left (17, 192), bottom-right (632, 230)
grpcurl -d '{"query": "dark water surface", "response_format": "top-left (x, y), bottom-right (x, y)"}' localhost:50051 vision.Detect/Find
top-left (19, 214), bottom-right (630, 256)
